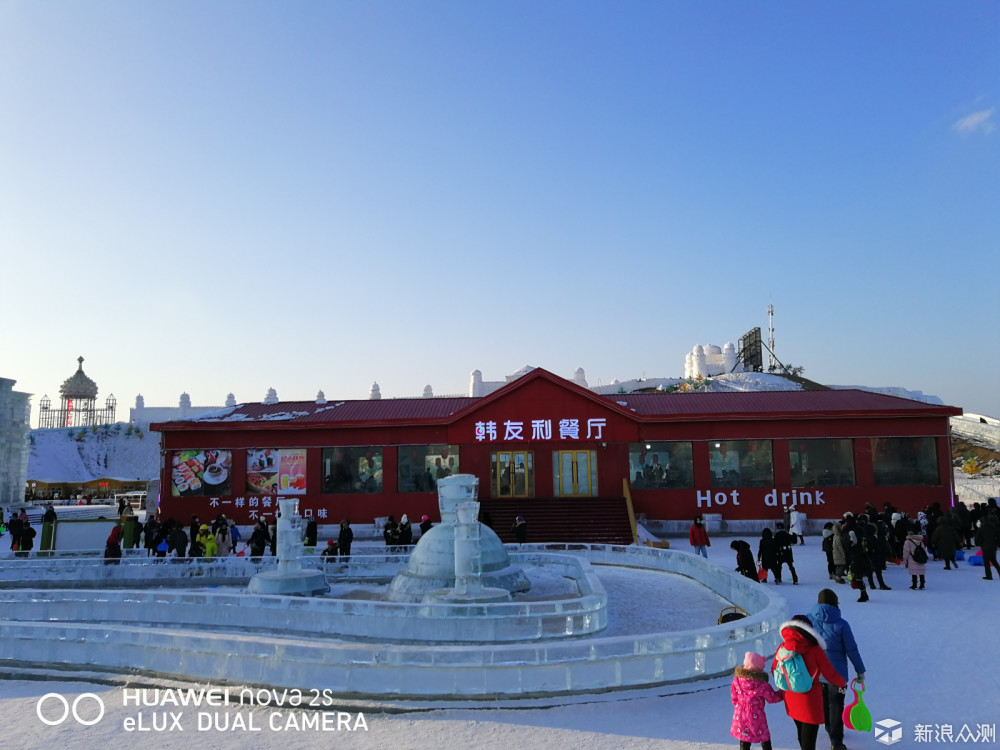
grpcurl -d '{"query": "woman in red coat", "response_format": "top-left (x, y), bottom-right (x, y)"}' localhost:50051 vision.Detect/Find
top-left (689, 516), bottom-right (711, 558)
top-left (772, 616), bottom-right (847, 750)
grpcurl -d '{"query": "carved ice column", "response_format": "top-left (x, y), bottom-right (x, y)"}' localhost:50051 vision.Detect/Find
top-left (276, 497), bottom-right (304, 575)
top-left (453, 500), bottom-right (483, 597)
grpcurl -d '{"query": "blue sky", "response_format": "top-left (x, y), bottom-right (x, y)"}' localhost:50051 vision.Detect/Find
top-left (2, 2), bottom-right (997, 420)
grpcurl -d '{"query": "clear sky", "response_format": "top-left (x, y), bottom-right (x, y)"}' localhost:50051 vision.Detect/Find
top-left (2, 2), bottom-right (997, 421)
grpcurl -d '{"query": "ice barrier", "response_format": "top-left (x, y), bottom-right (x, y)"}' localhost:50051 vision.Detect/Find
top-left (0, 544), bottom-right (787, 701)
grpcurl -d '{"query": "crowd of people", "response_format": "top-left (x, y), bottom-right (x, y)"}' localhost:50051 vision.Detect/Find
top-left (0, 506), bottom-right (367, 566)
top-left (1, 506), bottom-right (43, 557)
top-left (724, 498), bottom-right (1000, 604)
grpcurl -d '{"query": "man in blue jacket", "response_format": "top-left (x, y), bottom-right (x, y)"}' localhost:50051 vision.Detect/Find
top-left (808, 588), bottom-right (866, 750)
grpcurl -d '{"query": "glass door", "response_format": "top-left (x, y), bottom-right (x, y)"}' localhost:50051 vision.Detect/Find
top-left (554, 450), bottom-right (597, 497)
top-left (492, 451), bottom-right (534, 497)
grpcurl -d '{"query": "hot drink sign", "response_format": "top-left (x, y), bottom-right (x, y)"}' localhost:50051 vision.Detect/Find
top-left (246, 448), bottom-right (307, 495)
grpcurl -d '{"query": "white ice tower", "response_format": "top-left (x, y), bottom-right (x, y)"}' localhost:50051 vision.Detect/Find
top-left (246, 498), bottom-right (329, 596)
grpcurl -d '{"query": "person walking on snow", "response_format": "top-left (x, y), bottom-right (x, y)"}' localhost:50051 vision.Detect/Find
top-left (931, 513), bottom-right (962, 570)
top-left (774, 522), bottom-right (799, 584)
top-left (731, 540), bottom-right (759, 582)
top-left (773, 616), bottom-right (847, 750)
top-left (511, 516), bottom-right (528, 544)
top-left (903, 521), bottom-right (928, 589)
top-left (830, 522), bottom-right (848, 584)
top-left (789, 506), bottom-right (805, 545)
top-left (689, 516), bottom-right (711, 558)
top-left (731, 650), bottom-right (784, 750)
top-left (757, 528), bottom-right (781, 584)
top-left (338, 519), bottom-right (354, 561)
top-left (975, 512), bottom-right (1000, 581)
top-left (808, 589), bottom-right (866, 750)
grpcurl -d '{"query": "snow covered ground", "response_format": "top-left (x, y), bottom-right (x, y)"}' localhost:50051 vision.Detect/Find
top-left (1, 510), bottom-right (997, 749)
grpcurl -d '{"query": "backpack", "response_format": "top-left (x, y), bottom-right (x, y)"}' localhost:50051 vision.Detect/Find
top-left (911, 542), bottom-right (928, 564)
top-left (773, 646), bottom-right (814, 693)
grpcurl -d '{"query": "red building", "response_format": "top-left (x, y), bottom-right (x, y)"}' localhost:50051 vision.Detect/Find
top-left (151, 369), bottom-right (961, 530)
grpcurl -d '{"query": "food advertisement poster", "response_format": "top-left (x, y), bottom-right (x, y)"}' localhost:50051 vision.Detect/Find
top-left (171, 450), bottom-right (233, 497)
top-left (247, 448), bottom-right (307, 495)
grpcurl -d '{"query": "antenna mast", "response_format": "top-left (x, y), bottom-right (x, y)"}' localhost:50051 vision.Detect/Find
top-left (767, 304), bottom-right (776, 371)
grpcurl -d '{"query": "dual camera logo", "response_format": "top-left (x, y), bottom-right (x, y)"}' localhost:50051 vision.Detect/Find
top-left (875, 718), bottom-right (903, 745)
top-left (36, 693), bottom-right (105, 726)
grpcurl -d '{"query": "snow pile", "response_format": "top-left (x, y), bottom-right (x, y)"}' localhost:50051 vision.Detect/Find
top-left (828, 384), bottom-right (945, 405)
top-left (28, 425), bottom-right (161, 483)
top-left (705, 372), bottom-right (805, 393)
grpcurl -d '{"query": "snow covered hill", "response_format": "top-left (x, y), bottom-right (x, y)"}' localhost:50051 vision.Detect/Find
top-left (27, 424), bottom-right (160, 483)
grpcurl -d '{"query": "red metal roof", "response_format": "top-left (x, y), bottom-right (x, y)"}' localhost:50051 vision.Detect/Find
top-left (153, 397), bottom-right (476, 429)
top-left (611, 389), bottom-right (961, 420)
top-left (151, 381), bottom-right (960, 432)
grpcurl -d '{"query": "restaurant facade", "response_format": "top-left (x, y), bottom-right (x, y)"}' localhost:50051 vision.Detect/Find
top-left (151, 369), bottom-right (962, 528)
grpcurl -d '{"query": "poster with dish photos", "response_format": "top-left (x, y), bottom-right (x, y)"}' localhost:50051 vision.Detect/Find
top-left (171, 449), bottom-right (233, 497)
top-left (246, 448), bottom-right (307, 495)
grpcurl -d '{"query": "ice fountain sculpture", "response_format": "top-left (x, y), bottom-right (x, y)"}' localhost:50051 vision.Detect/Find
top-left (246, 498), bottom-right (330, 596)
top-left (383, 474), bottom-right (530, 602)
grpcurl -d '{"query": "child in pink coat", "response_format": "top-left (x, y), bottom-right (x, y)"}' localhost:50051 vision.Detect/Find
top-left (731, 651), bottom-right (784, 750)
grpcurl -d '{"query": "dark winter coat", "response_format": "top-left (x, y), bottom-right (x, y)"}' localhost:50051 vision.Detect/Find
top-left (931, 517), bottom-right (962, 558)
top-left (304, 519), bottom-right (318, 547)
top-left (19, 524), bottom-right (36, 551)
top-left (848, 536), bottom-right (873, 579)
top-left (249, 526), bottom-right (270, 556)
top-left (398, 521), bottom-right (413, 546)
top-left (8, 517), bottom-right (22, 549)
top-left (338, 525), bottom-right (354, 554)
top-left (866, 523), bottom-right (888, 572)
top-left (168, 527), bottom-right (188, 557)
top-left (512, 519), bottom-right (528, 544)
top-left (774, 528), bottom-right (796, 563)
top-left (808, 603), bottom-right (866, 683)
top-left (757, 529), bottom-right (779, 569)
top-left (772, 620), bottom-right (846, 725)
top-left (975, 514), bottom-right (999, 554)
top-left (733, 540), bottom-right (758, 581)
top-left (383, 521), bottom-right (399, 547)
top-left (143, 519), bottom-right (160, 551)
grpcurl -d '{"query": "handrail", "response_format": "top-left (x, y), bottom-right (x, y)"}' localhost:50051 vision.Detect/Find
top-left (622, 477), bottom-right (638, 544)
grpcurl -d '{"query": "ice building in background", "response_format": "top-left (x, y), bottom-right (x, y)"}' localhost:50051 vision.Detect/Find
top-left (129, 392), bottom-right (236, 425)
top-left (0, 377), bottom-right (31, 504)
top-left (684, 343), bottom-right (743, 379)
